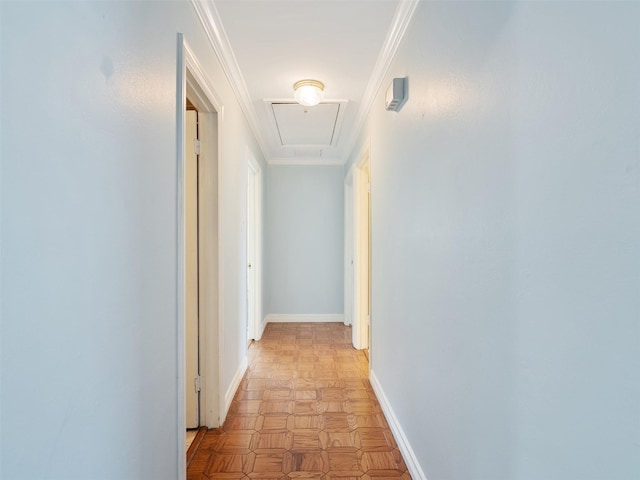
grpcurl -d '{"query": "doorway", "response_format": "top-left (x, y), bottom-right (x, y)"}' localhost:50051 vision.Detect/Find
top-left (246, 150), bottom-right (263, 342)
top-left (177, 35), bottom-right (223, 478)
top-left (344, 142), bottom-right (371, 353)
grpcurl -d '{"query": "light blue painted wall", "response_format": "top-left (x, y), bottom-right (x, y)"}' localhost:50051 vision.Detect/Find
top-left (265, 165), bottom-right (344, 315)
top-left (0, 1), bottom-right (265, 478)
top-left (348, 1), bottom-right (640, 479)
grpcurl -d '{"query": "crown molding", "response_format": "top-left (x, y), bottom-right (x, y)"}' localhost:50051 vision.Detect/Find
top-left (191, 0), bottom-right (419, 167)
top-left (343, 0), bottom-right (420, 161)
top-left (190, 0), bottom-right (271, 162)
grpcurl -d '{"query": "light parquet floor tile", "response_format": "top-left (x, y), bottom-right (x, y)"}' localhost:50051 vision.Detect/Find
top-left (187, 323), bottom-right (411, 480)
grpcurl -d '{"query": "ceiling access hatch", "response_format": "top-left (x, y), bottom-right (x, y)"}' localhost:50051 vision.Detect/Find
top-left (268, 102), bottom-right (347, 147)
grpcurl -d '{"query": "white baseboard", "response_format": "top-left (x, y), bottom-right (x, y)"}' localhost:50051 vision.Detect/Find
top-left (223, 355), bottom-right (248, 421)
top-left (265, 314), bottom-right (345, 324)
top-left (370, 370), bottom-right (427, 480)
top-left (257, 315), bottom-right (267, 339)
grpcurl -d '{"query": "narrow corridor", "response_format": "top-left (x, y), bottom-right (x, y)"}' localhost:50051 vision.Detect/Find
top-left (186, 322), bottom-right (411, 479)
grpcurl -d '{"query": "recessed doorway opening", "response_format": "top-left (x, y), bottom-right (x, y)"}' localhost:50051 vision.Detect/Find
top-left (246, 149), bottom-right (263, 343)
top-left (176, 34), bottom-right (224, 480)
top-left (344, 141), bottom-right (372, 355)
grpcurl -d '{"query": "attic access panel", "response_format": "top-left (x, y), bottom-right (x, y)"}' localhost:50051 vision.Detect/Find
top-left (271, 102), bottom-right (341, 146)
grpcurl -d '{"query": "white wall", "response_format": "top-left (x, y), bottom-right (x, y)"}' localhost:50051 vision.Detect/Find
top-left (265, 165), bottom-right (344, 315)
top-left (349, 1), bottom-right (640, 479)
top-left (0, 1), bottom-right (264, 478)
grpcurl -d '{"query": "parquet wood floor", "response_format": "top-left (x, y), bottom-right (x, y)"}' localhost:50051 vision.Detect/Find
top-left (187, 322), bottom-right (411, 480)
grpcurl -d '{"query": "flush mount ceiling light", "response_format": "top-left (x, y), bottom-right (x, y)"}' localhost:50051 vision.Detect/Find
top-left (293, 79), bottom-right (325, 107)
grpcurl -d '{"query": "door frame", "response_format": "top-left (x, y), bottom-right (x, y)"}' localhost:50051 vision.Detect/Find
top-left (176, 34), bottom-right (224, 476)
top-left (345, 140), bottom-right (371, 351)
top-left (246, 149), bottom-right (263, 341)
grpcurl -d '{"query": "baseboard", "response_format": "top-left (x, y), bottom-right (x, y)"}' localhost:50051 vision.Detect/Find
top-left (370, 370), bottom-right (427, 480)
top-left (223, 355), bottom-right (248, 420)
top-left (257, 315), bottom-right (267, 339)
top-left (265, 314), bottom-right (345, 324)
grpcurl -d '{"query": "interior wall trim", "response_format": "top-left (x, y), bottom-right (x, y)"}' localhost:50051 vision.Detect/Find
top-left (190, 0), bottom-right (270, 161)
top-left (370, 369), bottom-right (428, 480)
top-left (343, 0), bottom-right (420, 161)
top-left (223, 355), bottom-right (248, 423)
top-left (265, 314), bottom-right (345, 324)
top-left (259, 314), bottom-right (268, 339)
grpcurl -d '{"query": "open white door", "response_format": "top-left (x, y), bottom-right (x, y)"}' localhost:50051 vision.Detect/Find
top-left (185, 109), bottom-right (199, 428)
top-left (346, 143), bottom-right (371, 351)
top-left (344, 171), bottom-right (355, 327)
top-left (247, 166), bottom-right (256, 342)
top-left (246, 151), bottom-right (263, 341)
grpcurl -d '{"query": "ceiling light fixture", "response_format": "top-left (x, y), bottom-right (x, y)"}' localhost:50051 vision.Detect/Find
top-left (293, 79), bottom-right (325, 107)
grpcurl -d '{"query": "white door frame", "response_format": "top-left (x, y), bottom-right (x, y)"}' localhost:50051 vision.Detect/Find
top-left (345, 141), bottom-right (371, 351)
top-left (176, 34), bottom-right (224, 477)
top-left (246, 149), bottom-right (263, 341)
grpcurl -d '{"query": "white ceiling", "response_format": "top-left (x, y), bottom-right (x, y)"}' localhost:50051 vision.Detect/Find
top-left (192, 0), bottom-right (419, 165)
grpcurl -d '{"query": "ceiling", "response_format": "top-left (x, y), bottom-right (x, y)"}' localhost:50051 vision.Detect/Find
top-left (192, 0), bottom-right (419, 165)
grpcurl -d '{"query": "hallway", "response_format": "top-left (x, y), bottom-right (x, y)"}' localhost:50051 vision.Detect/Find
top-left (186, 323), bottom-right (410, 479)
